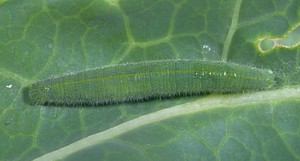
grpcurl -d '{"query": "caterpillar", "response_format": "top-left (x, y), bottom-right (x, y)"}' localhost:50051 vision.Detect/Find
top-left (23, 59), bottom-right (276, 106)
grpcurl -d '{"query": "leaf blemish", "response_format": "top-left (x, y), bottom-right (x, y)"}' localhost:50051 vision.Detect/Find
top-left (257, 23), bottom-right (300, 54)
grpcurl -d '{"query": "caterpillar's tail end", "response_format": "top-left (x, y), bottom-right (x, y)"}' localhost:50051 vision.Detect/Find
top-left (22, 86), bottom-right (41, 106)
top-left (22, 86), bottom-right (34, 105)
top-left (273, 76), bottom-right (285, 88)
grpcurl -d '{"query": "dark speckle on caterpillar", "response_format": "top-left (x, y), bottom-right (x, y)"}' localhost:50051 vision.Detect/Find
top-left (23, 59), bottom-right (276, 106)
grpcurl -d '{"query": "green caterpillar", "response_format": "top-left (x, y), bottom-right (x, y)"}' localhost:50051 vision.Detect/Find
top-left (23, 59), bottom-right (276, 106)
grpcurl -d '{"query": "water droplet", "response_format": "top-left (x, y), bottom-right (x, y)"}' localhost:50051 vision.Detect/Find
top-left (202, 44), bottom-right (211, 51)
top-left (268, 70), bottom-right (273, 74)
top-left (48, 44), bottom-right (53, 49)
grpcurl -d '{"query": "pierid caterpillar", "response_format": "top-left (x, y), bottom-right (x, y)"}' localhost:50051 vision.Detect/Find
top-left (23, 59), bottom-right (276, 106)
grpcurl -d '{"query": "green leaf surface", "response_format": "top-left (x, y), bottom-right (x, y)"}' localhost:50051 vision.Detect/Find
top-left (0, 0), bottom-right (299, 161)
